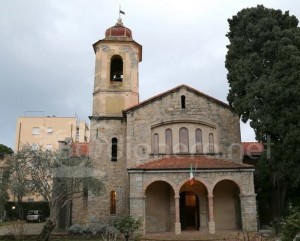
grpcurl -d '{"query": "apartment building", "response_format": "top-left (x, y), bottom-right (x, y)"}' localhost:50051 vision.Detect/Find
top-left (15, 116), bottom-right (89, 151)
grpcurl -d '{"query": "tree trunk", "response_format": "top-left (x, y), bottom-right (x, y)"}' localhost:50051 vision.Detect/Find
top-left (17, 196), bottom-right (23, 220)
top-left (271, 174), bottom-right (287, 218)
top-left (36, 218), bottom-right (56, 241)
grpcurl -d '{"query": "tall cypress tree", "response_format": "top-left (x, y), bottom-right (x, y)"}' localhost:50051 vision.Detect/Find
top-left (226, 5), bottom-right (300, 219)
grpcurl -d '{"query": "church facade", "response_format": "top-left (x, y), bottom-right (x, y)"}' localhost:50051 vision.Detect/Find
top-left (72, 18), bottom-right (258, 234)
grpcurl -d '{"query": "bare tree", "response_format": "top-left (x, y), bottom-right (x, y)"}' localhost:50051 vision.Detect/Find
top-left (7, 144), bottom-right (104, 241)
top-left (6, 149), bottom-right (33, 219)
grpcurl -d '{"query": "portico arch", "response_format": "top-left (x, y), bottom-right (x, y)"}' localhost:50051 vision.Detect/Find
top-left (213, 179), bottom-right (242, 230)
top-left (145, 180), bottom-right (175, 233)
top-left (179, 180), bottom-right (208, 230)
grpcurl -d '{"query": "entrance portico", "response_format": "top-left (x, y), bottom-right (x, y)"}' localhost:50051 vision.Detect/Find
top-left (128, 156), bottom-right (258, 235)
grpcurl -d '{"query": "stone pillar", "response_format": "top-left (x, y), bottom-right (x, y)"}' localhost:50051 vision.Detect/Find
top-left (207, 194), bottom-right (215, 234)
top-left (130, 196), bottom-right (146, 234)
top-left (240, 194), bottom-right (258, 232)
top-left (174, 195), bottom-right (181, 234)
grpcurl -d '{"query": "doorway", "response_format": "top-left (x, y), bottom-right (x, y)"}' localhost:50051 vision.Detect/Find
top-left (180, 191), bottom-right (200, 230)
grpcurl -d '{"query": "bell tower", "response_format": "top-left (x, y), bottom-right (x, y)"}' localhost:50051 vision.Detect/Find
top-left (77, 18), bottom-right (142, 223)
top-left (92, 17), bottom-right (142, 117)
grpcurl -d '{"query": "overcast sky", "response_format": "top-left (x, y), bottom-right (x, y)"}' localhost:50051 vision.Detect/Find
top-left (0, 0), bottom-right (299, 150)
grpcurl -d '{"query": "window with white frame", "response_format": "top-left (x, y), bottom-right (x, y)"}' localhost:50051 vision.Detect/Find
top-left (47, 127), bottom-right (53, 134)
top-left (31, 143), bottom-right (39, 150)
top-left (32, 127), bottom-right (40, 135)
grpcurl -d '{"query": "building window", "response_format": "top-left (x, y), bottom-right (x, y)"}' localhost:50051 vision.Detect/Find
top-left (165, 129), bottom-right (173, 154)
top-left (179, 127), bottom-right (189, 153)
top-left (110, 55), bottom-right (123, 81)
top-left (83, 184), bottom-right (88, 199)
top-left (209, 133), bottom-right (214, 153)
top-left (47, 127), bottom-right (53, 135)
top-left (46, 144), bottom-right (52, 150)
top-left (110, 190), bottom-right (116, 214)
top-left (32, 127), bottom-right (40, 135)
top-left (31, 143), bottom-right (39, 151)
top-left (111, 138), bottom-right (118, 162)
top-left (153, 133), bottom-right (159, 154)
top-left (76, 127), bottom-right (79, 142)
top-left (195, 129), bottom-right (203, 153)
top-left (181, 95), bottom-right (186, 109)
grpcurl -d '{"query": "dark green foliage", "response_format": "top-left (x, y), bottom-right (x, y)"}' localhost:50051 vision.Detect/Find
top-left (114, 215), bottom-right (142, 240)
top-left (280, 204), bottom-right (300, 241)
top-left (0, 144), bottom-right (13, 159)
top-left (0, 144), bottom-right (13, 218)
top-left (226, 5), bottom-right (300, 219)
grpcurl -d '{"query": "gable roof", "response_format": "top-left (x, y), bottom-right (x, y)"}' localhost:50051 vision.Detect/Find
top-left (242, 142), bottom-right (263, 156)
top-left (123, 84), bottom-right (232, 113)
top-left (71, 142), bottom-right (89, 157)
top-left (129, 155), bottom-right (253, 171)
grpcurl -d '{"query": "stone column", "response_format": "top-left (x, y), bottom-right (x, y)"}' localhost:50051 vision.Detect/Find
top-left (130, 196), bottom-right (146, 234)
top-left (207, 194), bottom-right (215, 234)
top-left (240, 194), bottom-right (258, 232)
top-left (174, 195), bottom-right (181, 234)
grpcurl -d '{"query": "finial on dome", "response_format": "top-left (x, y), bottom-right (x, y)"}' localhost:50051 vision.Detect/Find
top-left (116, 17), bottom-right (123, 26)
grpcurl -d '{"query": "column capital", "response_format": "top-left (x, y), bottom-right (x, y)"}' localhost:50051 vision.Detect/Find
top-left (239, 194), bottom-right (257, 198)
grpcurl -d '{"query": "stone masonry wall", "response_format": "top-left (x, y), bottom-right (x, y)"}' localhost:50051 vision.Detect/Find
top-left (125, 86), bottom-right (242, 169)
top-left (72, 118), bottom-right (128, 224)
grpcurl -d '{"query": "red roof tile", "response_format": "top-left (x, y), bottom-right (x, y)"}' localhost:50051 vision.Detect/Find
top-left (71, 143), bottom-right (89, 157)
top-left (242, 142), bottom-right (263, 156)
top-left (131, 156), bottom-right (253, 170)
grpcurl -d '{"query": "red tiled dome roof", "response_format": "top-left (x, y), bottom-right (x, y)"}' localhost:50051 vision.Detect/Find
top-left (105, 18), bottom-right (132, 39)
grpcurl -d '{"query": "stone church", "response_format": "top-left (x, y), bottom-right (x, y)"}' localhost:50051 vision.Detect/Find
top-left (72, 17), bottom-right (258, 234)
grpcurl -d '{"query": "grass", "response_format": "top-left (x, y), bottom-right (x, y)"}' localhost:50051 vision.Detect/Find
top-left (0, 221), bottom-right (17, 227)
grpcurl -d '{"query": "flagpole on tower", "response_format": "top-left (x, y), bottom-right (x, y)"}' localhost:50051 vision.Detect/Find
top-left (119, 5), bottom-right (125, 17)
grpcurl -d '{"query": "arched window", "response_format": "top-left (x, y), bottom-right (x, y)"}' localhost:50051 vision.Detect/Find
top-left (209, 133), bottom-right (214, 153)
top-left (110, 55), bottom-right (123, 81)
top-left (179, 127), bottom-right (189, 153)
top-left (110, 190), bottom-right (116, 214)
top-left (181, 95), bottom-right (186, 109)
top-left (111, 138), bottom-right (118, 162)
top-left (165, 129), bottom-right (173, 154)
top-left (153, 133), bottom-right (159, 154)
top-left (195, 128), bottom-right (203, 153)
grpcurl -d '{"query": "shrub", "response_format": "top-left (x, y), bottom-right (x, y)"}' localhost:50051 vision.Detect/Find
top-left (114, 215), bottom-right (142, 241)
top-left (281, 204), bottom-right (300, 241)
top-left (101, 224), bottom-right (119, 241)
top-left (82, 224), bottom-right (93, 234)
top-left (68, 223), bottom-right (83, 235)
top-left (89, 223), bottom-right (102, 234)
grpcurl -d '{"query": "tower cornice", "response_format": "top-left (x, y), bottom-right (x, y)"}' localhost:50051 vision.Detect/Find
top-left (93, 39), bottom-right (142, 62)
